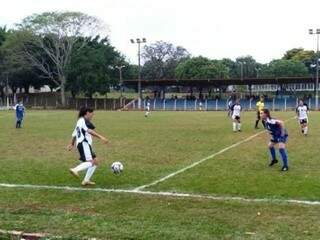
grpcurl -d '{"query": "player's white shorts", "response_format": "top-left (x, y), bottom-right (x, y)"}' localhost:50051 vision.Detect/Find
top-left (146, 107), bottom-right (150, 111)
top-left (77, 141), bottom-right (96, 162)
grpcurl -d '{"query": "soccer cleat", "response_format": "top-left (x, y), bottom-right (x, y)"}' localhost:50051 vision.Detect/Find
top-left (238, 129), bottom-right (242, 132)
top-left (69, 169), bottom-right (79, 178)
top-left (269, 159), bottom-right (278, 167)
top-left (281, 166), bottom-right (289, 172)
top-left (81, 181), bottom-right (96, 186)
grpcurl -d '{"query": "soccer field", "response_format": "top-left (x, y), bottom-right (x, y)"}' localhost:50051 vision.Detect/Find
top-left (1, 110), bottom-right (320, 239)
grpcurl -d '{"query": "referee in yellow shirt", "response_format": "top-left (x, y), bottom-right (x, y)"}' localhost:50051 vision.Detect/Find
top-left (255, 96), bottom-right (266, 129)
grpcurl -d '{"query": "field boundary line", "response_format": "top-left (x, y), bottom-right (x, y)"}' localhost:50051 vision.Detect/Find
top-left (133, 130), bottom-right (266, 191)
top-left (134, 117), bottom-right (295, 191)
top-left (0, 182), bottom-right (319, 206)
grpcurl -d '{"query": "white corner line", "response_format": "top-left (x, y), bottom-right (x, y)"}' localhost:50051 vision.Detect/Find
top-left (133, 131), bottom-right (266, 191)
top-left (133, 116), bottom-right (295, 191)
top-left (0, 183), bottom-right (319, 206)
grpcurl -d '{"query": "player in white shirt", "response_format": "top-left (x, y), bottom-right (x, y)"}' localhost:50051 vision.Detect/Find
top-left (145, 100), bottom-right (151, 117)
top-left (199, 101), bottom-right (203, 111)
top-left (231, 99), bottom-right (242, 132)
top-left (67, 107), bottom-right (109, 186)
top-left (296, 100), bottom-right (309, 136)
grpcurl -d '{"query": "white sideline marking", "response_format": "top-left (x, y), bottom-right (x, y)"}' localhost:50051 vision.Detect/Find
top-left (134, 131), bottom-right (266, 191)
top-left (134, 117), bottom-right (295, 191)
top-left (0, 183), bottom-right (320, 206)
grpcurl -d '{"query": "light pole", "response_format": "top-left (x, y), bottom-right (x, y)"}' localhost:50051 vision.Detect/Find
top-left (115, 65), bottom-right (125, 97)
top-left (239, 62), bottom-right (246, 81)
top-left (255, 67), bottom-right (260, 78)
top-left (309, 28), bottom-right (320, 110)
top-left (130, 38), bottom-right (146, 109)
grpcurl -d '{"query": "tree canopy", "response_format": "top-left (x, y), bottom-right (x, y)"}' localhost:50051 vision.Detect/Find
top-left (66, 36), bottom-right (122, 98)
top-left (16, 11), bottom-right (106, 105)
top-left (0, 11), bottom-right (318, 100)
top-left (175, 56), bottom-right (229, 79)
top-left (260, 59), bottom-right (309, 78)
top-left (141, 41), bottom-right (190, 79)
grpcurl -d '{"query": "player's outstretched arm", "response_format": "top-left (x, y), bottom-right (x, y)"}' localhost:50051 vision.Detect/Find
top-left (88, 129), bottom-right (109, 144)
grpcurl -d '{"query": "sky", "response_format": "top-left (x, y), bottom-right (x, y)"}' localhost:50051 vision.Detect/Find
top-left (0, 0), bottom-right (319, 64)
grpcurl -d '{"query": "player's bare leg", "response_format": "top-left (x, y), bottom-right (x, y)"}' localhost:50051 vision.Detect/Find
top-left (237, 119), bottom-right (241, 132)
top-left (232, 119), bottom-right (237, 132)
top-left (303, 123), bottom-right (308, 136)
top-left (300, 123), bottom-right (304, 134)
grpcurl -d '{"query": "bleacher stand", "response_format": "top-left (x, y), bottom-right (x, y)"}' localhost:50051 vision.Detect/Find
top-left (134, 97), bottom-right (313, 111)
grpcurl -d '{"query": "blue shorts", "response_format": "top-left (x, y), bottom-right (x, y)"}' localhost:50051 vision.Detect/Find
top-left (270, 134), bottom-right (288, 144)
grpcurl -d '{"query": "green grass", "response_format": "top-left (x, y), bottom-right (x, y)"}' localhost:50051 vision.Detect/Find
top-left (0, 110), bottom-right (320, 239)
top-left (150, 112), bottom-right (320, 200)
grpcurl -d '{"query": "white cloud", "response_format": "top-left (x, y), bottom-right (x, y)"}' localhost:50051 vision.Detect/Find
top-left (1, 0), bottom-right (319, 63)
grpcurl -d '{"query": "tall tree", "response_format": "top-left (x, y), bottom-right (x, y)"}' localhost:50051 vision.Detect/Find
top-left (283, 48), bottom-right (317, 73)
top-left (260, 59), bottom-right (309, 78)
top-left (16, 11), bottom-right (105, 106)
top-left (142, 41), bottom-right (190, 79)
top-left (235, 56), bottom-right (260, 78)
top-left (175, 56), bottom-right (229, 79)
top-left (283, 48), bottom-right (315, 62)
top-left (221, 58), bottom-right (238, 78)
top-left (0, 26), bottom-right (8, 46)
top-left (0, 30), bottom-right (45, 94)
top-left (66, 36), bottom-right (122, 98)
top-left (0, 26), bottom-right (10, 99)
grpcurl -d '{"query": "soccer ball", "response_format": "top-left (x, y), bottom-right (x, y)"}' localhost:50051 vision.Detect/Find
top-left (111, 162), bottom-right (123, 174)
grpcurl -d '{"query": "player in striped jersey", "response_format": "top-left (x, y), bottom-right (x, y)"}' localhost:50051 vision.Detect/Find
top-left (296, 100), bottom-right (309, 136)
top-left (67, 107), bottom-right (109, 186)
top-left (261, 109), bottom-right (289, 172)
top-left (231, 99), bottom-right (242, 132)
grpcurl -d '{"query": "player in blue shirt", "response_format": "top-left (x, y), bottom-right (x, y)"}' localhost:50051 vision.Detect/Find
top-left (15, 100), bottom-right (25, 128)
top-left (260, 109), bottom-right (289, 172)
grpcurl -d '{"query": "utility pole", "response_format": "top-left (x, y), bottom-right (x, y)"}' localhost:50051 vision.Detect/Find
top-left (115, 65), bottom-right (125, 97)
top-left (239, 62), bottom-right (246, 81)
top-left (130, 38), bottom-right (146, 109)
top-left (309, 29), bottom-right (320, 110)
